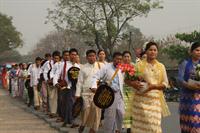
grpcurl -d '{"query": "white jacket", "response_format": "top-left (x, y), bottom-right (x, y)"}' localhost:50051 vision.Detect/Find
top-left (76, 62), bottom-right (104, 97)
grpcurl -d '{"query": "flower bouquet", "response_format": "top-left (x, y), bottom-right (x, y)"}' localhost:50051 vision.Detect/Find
top-left (118, 63), bottom-right (148, 93)
top-left (188, 64), bottom-right (200, 86)
top-left (196, 64), bottom-right (200, 81)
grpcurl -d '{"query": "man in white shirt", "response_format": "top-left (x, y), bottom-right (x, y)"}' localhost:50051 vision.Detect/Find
top-left (43, 51), bottom-right (61, 117)
top-left (76, 50), bottom-right (103, 133)
top-left (91, 52), bottom-right (125, 133)
top-left (53, 48), bottom-right (80, 127)
top-left (54, 50), bottom-right (70, 122)
top-left (28, 57), bottom-right (42, 110)
top-left (40, 53), bottom-right (51, 112)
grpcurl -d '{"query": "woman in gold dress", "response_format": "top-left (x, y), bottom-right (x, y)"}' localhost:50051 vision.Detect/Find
top-left (122, 51), bottom-right (134, 133)
top-left (126, 42), bottom-right (170, 133)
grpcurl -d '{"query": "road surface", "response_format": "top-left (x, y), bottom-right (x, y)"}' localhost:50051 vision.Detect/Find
top-left (0, 88), bottom-right (58, 133)
top-left (0, 88), bottom-right (181, 133)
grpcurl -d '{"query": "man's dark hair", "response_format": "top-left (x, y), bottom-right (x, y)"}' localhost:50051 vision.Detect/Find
top-left (86, 49), bottom-right (96, 56)
top-left (45, 53), bottom-right (51, 58)
top-left (19, 63), bottom-right (23, 67)
top-left (69, 48), bottom-right (78, 54)
top-left (35, 57), bottom-right (42, 61)
top-left (52, 51), bottom-right (61, 57)
top-left (62, 50), bottom-right (69, 56)
top-left (112, 52), bottom-right (122, 59)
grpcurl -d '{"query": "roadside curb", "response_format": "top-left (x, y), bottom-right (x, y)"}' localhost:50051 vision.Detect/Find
top-left (13, 99), bottom-right (72, 133)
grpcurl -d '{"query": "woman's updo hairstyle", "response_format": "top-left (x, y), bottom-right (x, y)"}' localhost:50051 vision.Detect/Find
top-left (190, 41), bottom-right (200, 52)
top-left (144, 42), bottom-right (158, 52)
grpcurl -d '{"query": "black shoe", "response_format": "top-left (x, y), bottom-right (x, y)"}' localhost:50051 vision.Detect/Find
top-left (71, 123), bottom-right (79, 128)
top-left (127, 128), bottom-right (131, 133)
top-left (34, 106), bottom-right (40, 110)
top-left (49, 113), bottom-right (57, 118)
top-left (78, 126), bottom-right (85, 133)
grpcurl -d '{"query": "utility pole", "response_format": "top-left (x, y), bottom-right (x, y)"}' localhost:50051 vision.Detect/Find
top-left (129, 31), bottom-right (132, 50)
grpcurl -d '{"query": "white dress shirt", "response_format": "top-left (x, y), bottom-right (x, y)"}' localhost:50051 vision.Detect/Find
top-left (43, 60), bottom-right (54, 81)
top-left (50, 61), bottom-right (62, 79)
top-left (53, 61), bottom-right (80, 89)
top-left (28, 64), bottom-right (41, 87)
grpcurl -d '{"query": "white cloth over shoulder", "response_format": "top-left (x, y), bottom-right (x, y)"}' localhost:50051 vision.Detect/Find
top-left (91, 63), bottom-right (124, 97)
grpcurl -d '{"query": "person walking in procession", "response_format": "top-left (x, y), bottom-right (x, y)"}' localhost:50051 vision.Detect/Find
top-left (91, 52), bottom-right (125, 133)
top-left (76, 50), bottom-right (104, 133)
top-left (28, 57), bottom-right (42, 110)
top-left (178, 41), bottom-right (200, 133)
top-left (54, 48), bottom-right (80, 127)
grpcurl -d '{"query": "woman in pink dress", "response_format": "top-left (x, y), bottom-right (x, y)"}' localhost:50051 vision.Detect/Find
top-left (1, 67), bottom-right (8, 89)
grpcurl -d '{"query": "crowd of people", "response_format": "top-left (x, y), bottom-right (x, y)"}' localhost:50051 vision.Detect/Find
top-left (1, 41), bottom-right (200, 133)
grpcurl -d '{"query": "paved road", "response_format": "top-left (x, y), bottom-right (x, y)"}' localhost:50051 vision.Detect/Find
top-left (0, 87), bottom-right (181, 133)
top-left (0, 88), bottom-right (58, 133)
top-left (162, 102), bottom-right (181, 133)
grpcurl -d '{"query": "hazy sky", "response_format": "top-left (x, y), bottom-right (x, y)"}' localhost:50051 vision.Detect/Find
top-left (0, 0), bottom-right (200, 55)
top-left (0, 0), bottom-right (55, 54)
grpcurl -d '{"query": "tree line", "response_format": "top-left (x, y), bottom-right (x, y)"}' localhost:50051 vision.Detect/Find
top-left (1, 0), bottom-right (200, 68)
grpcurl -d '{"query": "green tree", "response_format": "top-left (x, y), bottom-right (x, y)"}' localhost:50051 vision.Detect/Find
top-left (175, 30), bottom-right (200, 43)
top-left (162, 30), bottom-right (200, 65)
top-left (162, 44), bottom-right (189, 64)
top-left (47, 0), bottom-right (162, 59)
top-left (0, 13), bottom-right (23, 52)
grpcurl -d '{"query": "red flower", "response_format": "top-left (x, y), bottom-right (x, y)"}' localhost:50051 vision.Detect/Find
top-left (118, 63), bottom-right (142, 80)
top-left (118, 64), bottom-right (135, 76)
top-left (129, 71), bottom-right (135, 76)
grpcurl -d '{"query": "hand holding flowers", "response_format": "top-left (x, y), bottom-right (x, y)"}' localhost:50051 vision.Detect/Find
top-left (118, 63), bottom-right (148, 93)
top-left (187, 64), bottom-right (200, 90)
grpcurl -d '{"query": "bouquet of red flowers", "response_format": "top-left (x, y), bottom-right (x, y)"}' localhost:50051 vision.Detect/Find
top-left (118, 63), bottom-right (147, 93)
top-left (117, 63), bottom-right (142, 81)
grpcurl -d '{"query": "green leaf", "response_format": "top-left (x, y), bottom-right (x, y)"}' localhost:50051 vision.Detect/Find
top-left (0, 13), bottom-right (23, 52)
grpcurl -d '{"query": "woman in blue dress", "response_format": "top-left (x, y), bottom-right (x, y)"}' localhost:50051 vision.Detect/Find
top-left (178, 42), bottom-right (200, 133)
